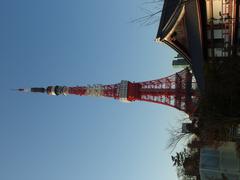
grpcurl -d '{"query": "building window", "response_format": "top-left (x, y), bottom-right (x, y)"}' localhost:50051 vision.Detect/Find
top-left (201, 149), bottom-right (220, 170)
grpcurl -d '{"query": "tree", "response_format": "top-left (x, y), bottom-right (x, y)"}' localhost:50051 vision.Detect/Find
top-left (171, 149), bottom-right (188, 166)
top-left (171, 148), bottom-right (200, 179)
top-left (166, 122), bottom-right (192, 152)
top-left (130, 0), bottom-right (163, 26)
top-left (131, 0), bottom-right (190, 26)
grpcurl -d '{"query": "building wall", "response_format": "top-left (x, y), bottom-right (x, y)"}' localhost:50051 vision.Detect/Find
top-left (205, 0), bottom-right (239, 58)
top-left (200, 142), bottom-right (240, 180)
top-left (238, 2), bottom-right (240, 56)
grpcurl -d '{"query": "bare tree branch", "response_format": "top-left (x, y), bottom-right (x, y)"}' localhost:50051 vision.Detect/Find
top-left (166, 125), bottom-right (191, 153)
top-left (131, 0), bottom-right (191, 26)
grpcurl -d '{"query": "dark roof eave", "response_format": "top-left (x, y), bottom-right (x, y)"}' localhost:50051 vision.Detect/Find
top-left (156, 0), bottom-right (184, 40)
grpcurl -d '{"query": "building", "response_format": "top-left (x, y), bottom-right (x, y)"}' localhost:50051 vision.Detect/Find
top-left (156, 0), bottom-right (240, 92)
top-left (200, 142), bottom-right (240, 180)
top-left (205, 0), bottom-right (240, 58)
top-left (172, 54), bottom-right (189, 68)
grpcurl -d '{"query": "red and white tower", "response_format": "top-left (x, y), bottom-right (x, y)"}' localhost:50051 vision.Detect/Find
top-left (18, 68), bottom-right (199, 114)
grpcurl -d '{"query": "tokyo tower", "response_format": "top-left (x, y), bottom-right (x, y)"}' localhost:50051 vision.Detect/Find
top-left (18, 68), bottom-right (199, 115)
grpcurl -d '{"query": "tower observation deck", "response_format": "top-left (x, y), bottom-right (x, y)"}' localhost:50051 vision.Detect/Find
top-left (18, 68), bottom-right (199, 115)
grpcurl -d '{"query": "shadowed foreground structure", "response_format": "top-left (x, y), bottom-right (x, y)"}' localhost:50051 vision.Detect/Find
top-left (156, 0), bottom-right (240, 179)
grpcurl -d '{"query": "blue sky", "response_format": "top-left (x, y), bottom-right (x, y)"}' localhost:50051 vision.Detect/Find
top-left (0, 0), bottom-right (186, 180)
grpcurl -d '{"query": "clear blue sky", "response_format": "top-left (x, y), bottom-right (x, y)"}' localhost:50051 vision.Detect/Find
top-left (0, 0), bottom-right (186, 180)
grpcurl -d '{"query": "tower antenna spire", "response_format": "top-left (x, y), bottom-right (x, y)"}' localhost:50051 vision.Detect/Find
top-left (16, 87), bottom-right (46, 93)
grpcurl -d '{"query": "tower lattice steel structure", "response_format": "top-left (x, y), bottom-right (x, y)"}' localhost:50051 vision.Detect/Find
top-left (18, 68), bottom-right (199, 114)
